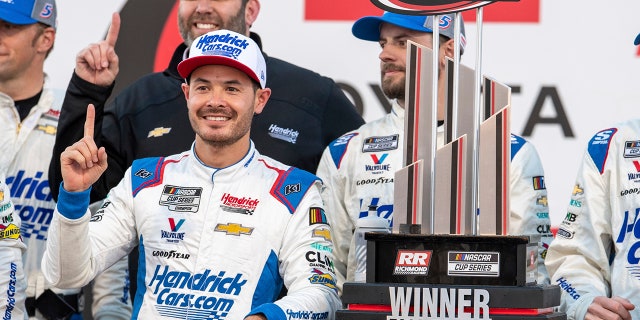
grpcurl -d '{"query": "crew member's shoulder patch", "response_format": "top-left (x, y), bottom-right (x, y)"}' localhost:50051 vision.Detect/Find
top-left (272, 167), bottom-right (318, 214)
top-left (587, 128), bottom-right (617, 174)
top-left (131, 157), bottom-right (165, 197)
top-left (510, 134), bottom-right (527, 160)
top-left (309, 207), bottom-right (328, 226)
top-left (328, 132), bottom-right (359, 169)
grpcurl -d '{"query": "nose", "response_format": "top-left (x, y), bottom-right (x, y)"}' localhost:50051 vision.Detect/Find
top-left (379, 45), bottom-right (396, 63)
top-left (206, 88), bottom-right (226, 107)
top-left (195, 0), bottom-right (213, 13)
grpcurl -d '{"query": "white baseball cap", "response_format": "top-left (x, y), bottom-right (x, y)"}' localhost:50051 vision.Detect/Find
top-left (177, 29), bottom-right (267, 89)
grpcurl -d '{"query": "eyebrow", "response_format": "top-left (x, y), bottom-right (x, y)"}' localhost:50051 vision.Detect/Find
top-left (191, 77), bottom-right (243, 86)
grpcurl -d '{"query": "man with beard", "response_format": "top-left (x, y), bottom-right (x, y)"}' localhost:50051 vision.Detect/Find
top-left (542, 32), bottom-right (640, 320)
top-left (0, 1), bottom-right (130, 319)
top-left (49, 0), bottom-right (363, 299)
top-left (316, 11), bottom-right (553, 294)
top-left (42, 29), bottom-right (340, 320)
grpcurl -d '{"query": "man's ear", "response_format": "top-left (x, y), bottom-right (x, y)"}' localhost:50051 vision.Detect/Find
top-left (253, 87), bottom-right (271, 115)
top-left (37, 27), bottom-right (55, 54)
top-left (245, 0), bottom-right (260, 29)
top-left (443, 38), bottom-right (455, 60)
top-left (181, 83), bottom-right (190, 101)
top-left (439, 38), bottom-right (456, 68)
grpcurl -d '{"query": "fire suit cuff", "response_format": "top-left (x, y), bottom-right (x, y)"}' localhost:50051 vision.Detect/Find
top-left (568, 293), bottom-right (596, 320)
top-left (247, 303), bottom-right (285, 320)
top-left (58, 182), bottom-right (91, 220)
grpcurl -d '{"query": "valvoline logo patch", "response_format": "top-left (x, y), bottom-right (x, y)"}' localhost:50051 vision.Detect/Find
top-left (370, 153), bottom-right (388, 165)
top-left (168, 218), bottom-right (184, 232)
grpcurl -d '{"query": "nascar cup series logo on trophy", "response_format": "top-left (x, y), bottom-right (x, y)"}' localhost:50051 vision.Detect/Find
top-left (370, 0), bottom-right (517, 14)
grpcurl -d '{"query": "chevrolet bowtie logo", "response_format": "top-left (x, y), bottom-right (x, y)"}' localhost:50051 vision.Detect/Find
top-left (148, 127), bottom-right (172, 138)
top-left (36, 124), bottom-right (57, 135)
top-left (312, 228), bottom-right (331, 241)
top-left (572, 184), bottom-right (583, 196)
top-left (214, 223), bottom-right (253, 236)
top-left (536, 196), bottom-right (548, 207)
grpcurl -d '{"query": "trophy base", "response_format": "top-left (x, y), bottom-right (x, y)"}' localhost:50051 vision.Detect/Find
top-left (337, 282), bottom-right (565, 320)
top-left (365, 233), bottom-right (536, 286)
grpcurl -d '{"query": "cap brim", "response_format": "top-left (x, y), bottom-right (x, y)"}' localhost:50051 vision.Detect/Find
top-left (0, 8), bottom-right (37, 25)
top-left (352, 14), bottom-right (434, 42)
top-left (352, 16), bottom-right (387, 41)
top-left (177, 56), bottom-right (262, 88)
top-left (635, 33), bottom-right (640, 46)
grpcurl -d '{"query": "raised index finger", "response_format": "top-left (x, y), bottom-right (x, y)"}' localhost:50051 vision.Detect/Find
top-left (105, 12), bottom-right (121, 47)
top-left (84, 104), bottom-right (95, 138)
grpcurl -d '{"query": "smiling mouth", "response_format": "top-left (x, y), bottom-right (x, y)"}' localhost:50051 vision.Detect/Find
top-left (204, 116), bottom-right (230, 121)
top-left (195, 23), bottom-right (218, 30)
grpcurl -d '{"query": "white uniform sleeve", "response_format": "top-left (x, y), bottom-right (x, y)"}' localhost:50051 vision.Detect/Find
top-left (257, 180), bottom-right (341, 318)
top-left (0, 192), bottom-right (28, 320)
top-left (87, 201), bottom-right (132, 320)
top-left (41, 172), bottom-right (137, 290)
top-left (545, 150), bottom-right (611, 320)
top-left (91, 256), bottom-right (131, 320)
top-left (508, 139), bottom-right (553, 285)
top-left (316, 146), bottom-right (352, 295)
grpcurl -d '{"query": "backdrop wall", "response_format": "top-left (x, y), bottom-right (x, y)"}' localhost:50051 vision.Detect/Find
top-left (45, 0), bottom-right (640, 227)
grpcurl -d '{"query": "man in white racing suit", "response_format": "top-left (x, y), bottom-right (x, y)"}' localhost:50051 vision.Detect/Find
top-left (316, 12), bottom-right (552, 293)
top-left (544, 36), bottom-right (640, 319)
top-left (0, 167), bottom-right (27, 320)
top-left (0, 2), bottom-right (130, 319)
top-left (42, 29), bottom-right (340, 320)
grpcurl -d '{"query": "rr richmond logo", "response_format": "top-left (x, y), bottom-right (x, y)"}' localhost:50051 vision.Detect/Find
top-left (394, 250), bottom-right (432, 275)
